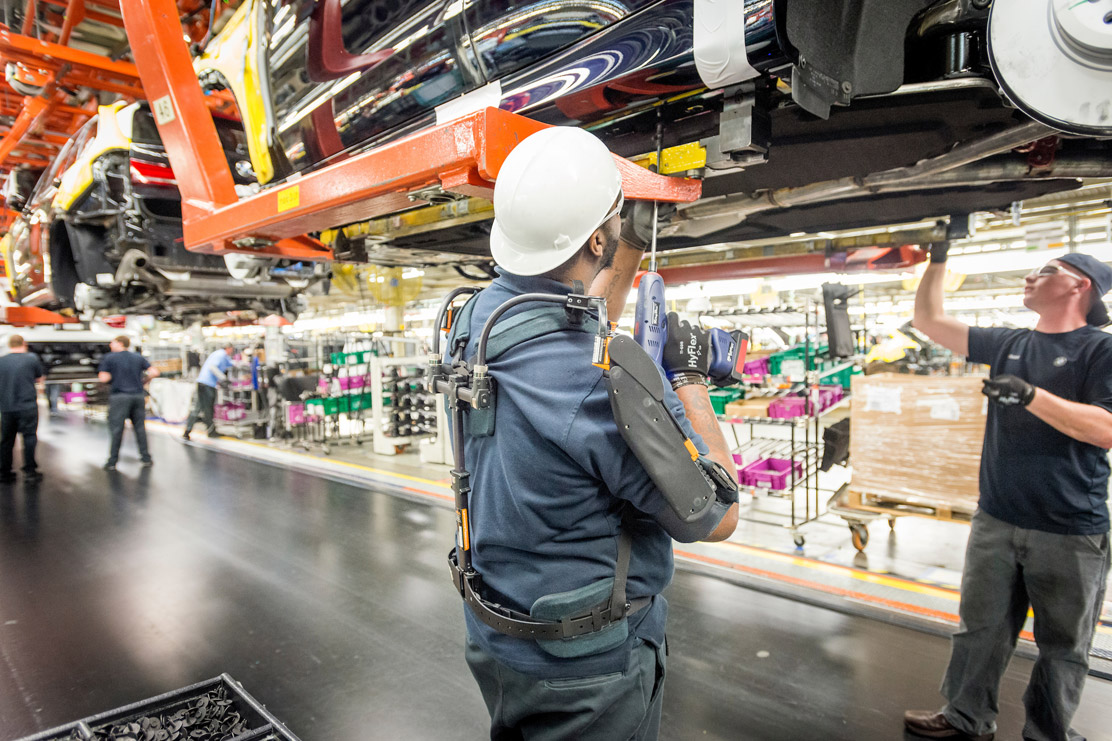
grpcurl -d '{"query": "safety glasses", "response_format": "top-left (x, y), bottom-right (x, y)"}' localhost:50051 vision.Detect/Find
top-left (1029, 263), bottom-right (1088, 282)
top-left (599, 190), bottom-right (624, 227)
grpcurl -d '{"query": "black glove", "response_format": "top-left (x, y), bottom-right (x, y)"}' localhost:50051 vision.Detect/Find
top-left (928, 242), bottom-right (950, 264)
top-left (619, 198), bottom-right (676, 251)
top-left (662, 313), bottom-right (710, 382)
top-left (982, 375), bottom-right (1036, 407)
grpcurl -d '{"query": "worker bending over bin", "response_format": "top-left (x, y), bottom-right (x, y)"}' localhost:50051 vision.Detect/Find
top-left (906, 245), bottom-right (1112, 741)
top-left (429, 126), bottom-right (739, 740)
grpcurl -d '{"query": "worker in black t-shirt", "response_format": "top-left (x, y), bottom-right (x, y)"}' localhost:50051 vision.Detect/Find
top-left (98, 336), bottom-right (160, 472)
top-left (0, 334), bottom-right (45, 483)
top-left (906, 246), bottom-right (1112, 741)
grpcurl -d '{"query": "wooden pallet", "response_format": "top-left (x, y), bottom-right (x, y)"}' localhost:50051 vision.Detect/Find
top-left (842, 488), bottom-right (976, 524)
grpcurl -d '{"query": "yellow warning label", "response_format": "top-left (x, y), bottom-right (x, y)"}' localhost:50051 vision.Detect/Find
top-left (277, 185), bottom-right (300, 212)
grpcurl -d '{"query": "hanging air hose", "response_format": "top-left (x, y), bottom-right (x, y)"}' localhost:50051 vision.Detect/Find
top-left (6, 63), bottom-right (44, 97)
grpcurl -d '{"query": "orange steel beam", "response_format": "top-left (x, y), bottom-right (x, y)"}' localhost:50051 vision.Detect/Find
top-left (57, 0), bottom-right (85, 45)
top-left (120, 0), bottom-right (240, 236)
top-left (81, 6), bottom-right (124, 26)
top-left (180, 108), bottom-right (700, 256)
top-left (0, 92), bottom-right (59, 170)
top-left (12, 137), bottom-right (61, 149)
top-left (0, 305), bottom-right (77, 325)
top-left (121, 0), bottom-right (699, 260)
top-left (4, 154), bottom-right (54, 167)
top-left (40, 0), bottom-right (122, 27)
top-left (0, 127), bottom-right (72, 145)
top-left (656, 246), bottom-right (927, 284)
top-left (21, 0), bottom-right (36, 35)
top-left (0, 27), bottom-right (143, 87)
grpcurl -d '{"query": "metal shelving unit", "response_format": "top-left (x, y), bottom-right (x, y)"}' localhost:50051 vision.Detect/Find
top-left (722, 399), bottom-right (849, 547)
top-left (369, 355), bottom-right (431, 456)
top-left (711, 300), bottom-right (856, 547)
top-left (213, 363), bottom-right (265, 438)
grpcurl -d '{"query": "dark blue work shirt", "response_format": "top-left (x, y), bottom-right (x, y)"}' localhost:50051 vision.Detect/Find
top-left (459, 270), bottom-right (724, 679)
top-left (99, 351), bottom-right (150, 395)
top-left (969, 326), bottom-right (1112, 535)
top-left (0, 352), bottom-right (44, 412)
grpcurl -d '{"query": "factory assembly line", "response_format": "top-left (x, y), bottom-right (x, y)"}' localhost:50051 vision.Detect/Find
top-left (0, 1), bottom-right (1111, 740)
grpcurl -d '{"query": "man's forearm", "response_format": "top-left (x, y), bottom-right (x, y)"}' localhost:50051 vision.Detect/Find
top-left (675, 383), bottom-right (739, 542)
top-left (589, 242), bottom-right (645, 324)
top-left (1027, 389), bottom-right (1112, 448)
top-left (913, 262), bottom-right (947, 325)
top-left (911, 261), bottom-right (970, 355)
top-left (675, 384), bottom-right (734, 472)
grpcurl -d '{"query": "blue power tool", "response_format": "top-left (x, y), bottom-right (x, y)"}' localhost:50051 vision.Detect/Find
top-left (707, 327), bottom-right (749, 387)
top-left (633, 293), bottom-right (749, 386)
top-left (634, 271), bottom-right (667, 363)
top-left (632, 113), bottom-right (747, 384)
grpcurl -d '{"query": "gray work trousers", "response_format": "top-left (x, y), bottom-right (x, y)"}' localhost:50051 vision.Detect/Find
top-left (184, 383), bottom-right (217, 436)
top-left (942, 509), bottom-right (1111, 741)
top-left (107, 393), bottom-right (150, 466)
top-left (465, 636), bottom-right (666, 741)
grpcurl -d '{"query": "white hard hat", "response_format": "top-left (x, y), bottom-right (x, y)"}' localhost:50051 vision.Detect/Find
top-left (490, 127), bottom-right (623, 276)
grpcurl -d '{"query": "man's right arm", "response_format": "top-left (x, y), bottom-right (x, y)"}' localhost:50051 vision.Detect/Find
top-left (674, 384), bottom-right (738, 542)
top-left (912, 243), bottom-right (970, 356)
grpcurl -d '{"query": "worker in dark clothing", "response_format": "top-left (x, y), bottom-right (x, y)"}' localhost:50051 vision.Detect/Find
top-left (182, 343), bottom-right (234, 440)
top-left (98, 336), bottom-right (160, 472)
top-left (455, 127), bottom-right (739, 740)
top-left (906, 246), bottom-right (1112, 741)
top-left (0, 334), bottom-right (44, 483)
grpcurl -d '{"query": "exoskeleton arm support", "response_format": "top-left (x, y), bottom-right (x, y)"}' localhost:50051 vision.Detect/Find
top-left (605, 335), bottom-right (736, 525)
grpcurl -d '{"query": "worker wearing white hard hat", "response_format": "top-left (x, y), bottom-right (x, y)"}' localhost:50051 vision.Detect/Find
top-left (453, 126), bottom-right (738, 740)
top-left (489, 126), bottom-right (625, 276)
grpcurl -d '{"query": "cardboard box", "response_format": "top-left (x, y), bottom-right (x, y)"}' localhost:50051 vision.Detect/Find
top-left (724, 399), bottom-right (771, 418)
top-left (849, 373), bottom-right (986, 511)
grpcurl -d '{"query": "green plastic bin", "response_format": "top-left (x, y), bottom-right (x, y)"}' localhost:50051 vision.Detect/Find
top-left (819, 363), bottom-right (861, 389)
top-left (708, 387), bottom-right (743, 415)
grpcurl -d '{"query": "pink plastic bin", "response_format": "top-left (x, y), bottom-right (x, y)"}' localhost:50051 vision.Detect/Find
top-left (214, 402), bottom-right (246, 422)
top-left (338, 375), bottom-right (365, 391)
top-left (768, 396), bottom-right (808, 419)
top-left (743, 357), bottom-right (770, 376)
top-left (740, 458), bottom-right (803, 490)
top-left (62, 391), bottom-right (86, 404)
top-left (287, 403), bottom-right (306, 426)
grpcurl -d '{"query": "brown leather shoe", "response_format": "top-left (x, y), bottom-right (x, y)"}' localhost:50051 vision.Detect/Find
top-left (904, 710), bottom-right (994, 740)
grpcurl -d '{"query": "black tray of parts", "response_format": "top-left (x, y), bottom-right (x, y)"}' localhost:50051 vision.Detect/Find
top-left (14, 673), bottom-right (301, 741)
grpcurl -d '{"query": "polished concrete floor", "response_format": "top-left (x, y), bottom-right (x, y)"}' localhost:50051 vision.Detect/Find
top-left (2, 413), bottom-right (1111, 741)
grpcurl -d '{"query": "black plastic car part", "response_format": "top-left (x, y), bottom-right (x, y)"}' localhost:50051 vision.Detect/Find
top-left (13, 674), bottom-right (301, 741)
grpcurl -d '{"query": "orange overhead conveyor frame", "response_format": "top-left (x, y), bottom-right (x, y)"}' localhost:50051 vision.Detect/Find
top-left (118, 0), bottom-right (701, 263)
top-left (0, 306), bottom-right (77, 325)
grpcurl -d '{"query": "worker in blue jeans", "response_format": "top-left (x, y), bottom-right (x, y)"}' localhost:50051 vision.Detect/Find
top-left (906, 245), bottom-right (1112, 741)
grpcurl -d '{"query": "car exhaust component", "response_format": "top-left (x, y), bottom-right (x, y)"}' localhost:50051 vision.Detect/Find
top-left (668, 120), bottom-right (1052, 238)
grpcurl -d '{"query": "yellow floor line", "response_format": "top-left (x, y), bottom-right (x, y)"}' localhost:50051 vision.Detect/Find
top-left (715, 540), bottom-right (962, 601)
top-left (147, 420), bottom-right (449, 490)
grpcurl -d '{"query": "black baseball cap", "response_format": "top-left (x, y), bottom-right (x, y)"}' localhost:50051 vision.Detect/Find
top-left (1056, 253), bottom-right (1111, 327)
